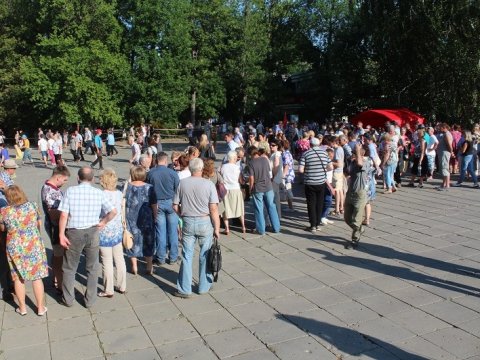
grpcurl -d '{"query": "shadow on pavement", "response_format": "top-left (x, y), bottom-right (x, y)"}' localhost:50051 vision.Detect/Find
top-left (277, 314), bottom-right (429, 360)
top-left (307, 247), bottom-right (480, 297)
top-left (357, 242), bottom-right (480, 278)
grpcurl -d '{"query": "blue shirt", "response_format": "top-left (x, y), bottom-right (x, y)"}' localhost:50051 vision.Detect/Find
top-left (368, 143), bottom-right (378, 161)
top-left (0, 192), bottom-right (7, 208)
top-left (94, 135), bottom-right (103, 149)
top-left (424, 133), bottom-right (430, 144)
top-left (1, 149), bottom-right (9, 161)
top-left (107, 134), bottom-right (115, 145)
top-left (58, 182), bottom-right (114, 229)
top-left (0, 171), bottom-right (13, 187)
top-left (147, 165), bottom-right (180, 201)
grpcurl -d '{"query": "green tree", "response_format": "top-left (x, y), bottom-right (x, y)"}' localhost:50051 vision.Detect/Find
top-left (118, 0), bottom-right (192, 127)
top-left (359, 0), bottom-right (480, 123)
top-left (189, 0), bottom-right (235, 124)
top-left (224, 0), bottom-right (270, 122)
top-left (20, 0), bottom-right (129, 128)
top-left (0, 0), bottom-right (40, 130)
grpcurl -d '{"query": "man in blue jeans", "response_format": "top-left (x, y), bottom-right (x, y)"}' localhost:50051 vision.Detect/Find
top-left (147, 152), bottom-right (180, 265)
top-left (173, 158), bottom-right (220, 297)
top-left (248, 147), bottom-right (280, 234)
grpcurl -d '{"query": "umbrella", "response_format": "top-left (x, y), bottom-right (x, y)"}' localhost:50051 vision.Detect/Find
top-left (351, 108), bottom-right (425, 128)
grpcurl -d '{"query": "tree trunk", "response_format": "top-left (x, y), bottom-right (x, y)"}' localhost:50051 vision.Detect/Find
top-left (191, 90), bottom-right (196, 126)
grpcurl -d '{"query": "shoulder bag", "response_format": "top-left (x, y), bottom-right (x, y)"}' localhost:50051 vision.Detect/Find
top-left (122, 183), bottom-right (134, 250)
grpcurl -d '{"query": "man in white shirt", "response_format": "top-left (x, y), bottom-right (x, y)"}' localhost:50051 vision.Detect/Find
top-left (84, 127), bottom-right (94, 154)
top-left (224, 132), bottom-right (239, 151)
top-left (38, 134), bottom-right (49, 167)
top-left (58, 166), bottom-right (116, 307)
top-left (233, 127), bottom-right (244, 146)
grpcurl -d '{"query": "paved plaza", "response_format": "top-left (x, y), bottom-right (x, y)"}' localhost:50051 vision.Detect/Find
top-left (1, 140), bottom-right (479, 360)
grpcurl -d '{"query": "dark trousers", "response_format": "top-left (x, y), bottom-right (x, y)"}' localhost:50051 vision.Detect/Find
top-left (91, 152), bottom-right (103, 169)
top-left (106, 144), bottom-right (118, 156)
top-left (62, 227), bottom-right (99, 307)
top-left (394, 161), bottom-right (402, 185)
top-left (305, 183), bottom-right (326, 228)
top-left (321, 187), bottom-right (333, 219)
top-left (0, 236), bottom-right (12, 298)
top-left (70, 149), bottom-right (79, 161)
top-left (85, 141), bottom-right (95, 155)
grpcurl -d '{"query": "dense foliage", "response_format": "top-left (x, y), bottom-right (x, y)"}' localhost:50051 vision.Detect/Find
top-left (0, 0), bottom-right (478, 131)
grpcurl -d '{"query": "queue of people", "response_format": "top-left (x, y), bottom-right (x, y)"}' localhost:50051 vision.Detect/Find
top-left (1, 118), bottom-right (480, 314)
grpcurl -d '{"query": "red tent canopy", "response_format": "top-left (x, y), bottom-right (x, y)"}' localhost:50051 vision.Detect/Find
top-left (351, 108), bottom-right (425, 128)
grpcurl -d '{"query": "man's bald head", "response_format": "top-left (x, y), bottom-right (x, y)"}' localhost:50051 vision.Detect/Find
top-left (78, 166), bottom-right (94, 182)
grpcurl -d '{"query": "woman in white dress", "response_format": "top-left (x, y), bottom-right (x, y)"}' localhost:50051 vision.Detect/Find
top-left (221, 151), bottom-right (246, 234)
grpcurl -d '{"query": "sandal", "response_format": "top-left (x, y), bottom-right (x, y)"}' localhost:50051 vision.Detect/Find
top-left (15, 308), bottom-right (27, 316)
top-left (222, 230), bottom-right (229, 235)
top-left (362, 220), bottom-right (370, 226)
top-left (97, 292), bottom-right (114, 298)
top-left (37, 307), bottom-right (48, 316)
top-left (115, 287), bottom-right (127, 294)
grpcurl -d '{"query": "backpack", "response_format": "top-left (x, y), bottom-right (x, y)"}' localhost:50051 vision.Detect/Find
top-left (207, 237), bottom-right (222, 282)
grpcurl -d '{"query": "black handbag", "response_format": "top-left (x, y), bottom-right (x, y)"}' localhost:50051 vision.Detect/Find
top-left (207, 236), bottom-right (222, 282)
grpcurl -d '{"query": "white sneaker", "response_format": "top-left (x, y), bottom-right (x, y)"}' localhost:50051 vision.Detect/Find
top-left (321, 218), bottom-right (334, 225)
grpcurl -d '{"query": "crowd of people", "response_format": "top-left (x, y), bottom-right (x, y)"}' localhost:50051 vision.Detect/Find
top-left (0, 127), bottom-right (122, 170)
top-left (0, 118), bottom-right (479, 313)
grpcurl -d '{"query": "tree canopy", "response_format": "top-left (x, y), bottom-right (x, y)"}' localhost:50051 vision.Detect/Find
top-left (0, 0), bottom-right (478, 131)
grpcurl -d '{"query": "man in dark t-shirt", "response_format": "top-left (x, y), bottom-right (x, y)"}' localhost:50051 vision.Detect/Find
top-left (247, 147), bottom-right (280, 235)
top-left (41, 166), bottom-right (71, 293)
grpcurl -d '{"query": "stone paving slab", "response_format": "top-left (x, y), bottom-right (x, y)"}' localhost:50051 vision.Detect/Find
top-left (49, 315), bottom-right (95, 342)
top-left (155, 337), bottom-right (217, 360)
top-left (50, 334), bottom-right (103, 360)
top-left (203, 328), bottom-right (264, 358)
top-left (1, 140), bottom-right (479, 359)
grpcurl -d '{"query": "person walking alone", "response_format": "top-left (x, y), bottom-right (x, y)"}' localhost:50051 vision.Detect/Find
top-left (90, 129), bottom-right (104, 170)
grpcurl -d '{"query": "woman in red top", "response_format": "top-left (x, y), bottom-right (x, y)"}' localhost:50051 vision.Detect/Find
top-left (295, 132), bottom-right (311, 160)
